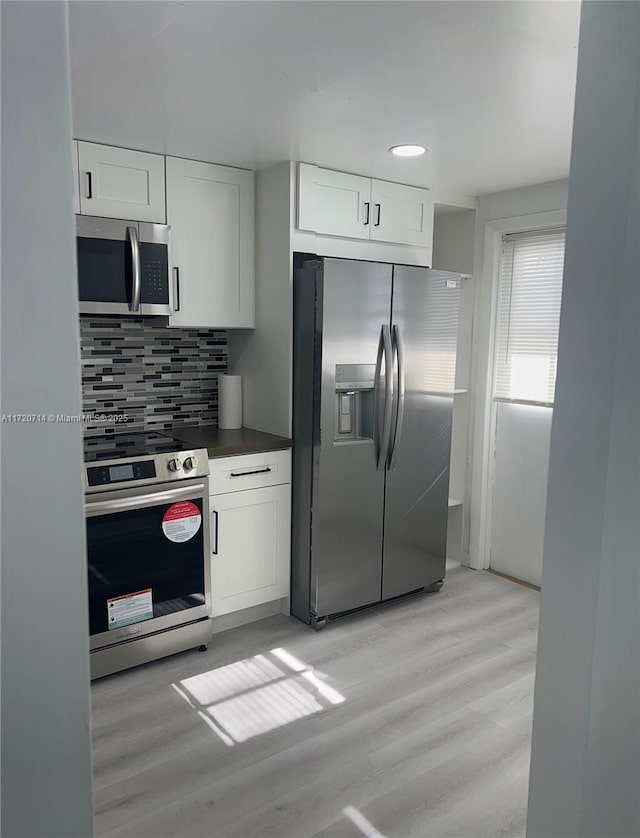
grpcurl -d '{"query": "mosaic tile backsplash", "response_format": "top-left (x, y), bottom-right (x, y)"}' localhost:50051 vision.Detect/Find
top-left (80, 317), bottom-right (227, 437)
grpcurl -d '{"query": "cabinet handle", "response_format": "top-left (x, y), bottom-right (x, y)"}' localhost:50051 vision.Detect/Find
top-left (211, 509), bottom-right (218, 555)
top-left (229, 467), bottom-right (272, 478)
top-left (85, 171), bottom-right (93, 199)
top-left (363, 202), bottom-right (370, 226)
top-left (374, 203), bottom-right (381, 227)
top-left (173, 266), bottom-right (181, 311)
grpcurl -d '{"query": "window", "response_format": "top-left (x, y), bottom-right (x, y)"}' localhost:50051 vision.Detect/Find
top-left (494, 228), bottom-right (566, 405)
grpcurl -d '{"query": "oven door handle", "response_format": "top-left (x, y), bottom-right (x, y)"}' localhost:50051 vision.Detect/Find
top-left (85, 483), bottom-right (207, 517)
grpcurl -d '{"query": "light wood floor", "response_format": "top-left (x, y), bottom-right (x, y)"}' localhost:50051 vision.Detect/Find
top-left (91, 566), bottom-right (539, 838)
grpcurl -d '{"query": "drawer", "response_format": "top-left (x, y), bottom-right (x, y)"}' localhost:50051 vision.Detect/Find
top-left (209, 449), bottom-right (291, 495)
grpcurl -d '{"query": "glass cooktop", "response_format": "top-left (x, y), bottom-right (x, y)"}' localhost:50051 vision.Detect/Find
top-left (83, 430), bottom-right (194, 463)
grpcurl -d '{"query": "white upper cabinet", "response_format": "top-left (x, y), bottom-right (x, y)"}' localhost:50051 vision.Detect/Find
top-left (369, 179), bottom-right (434, 248)
top-left (298, 163), bottom-right (370, 239)
top-left (166, 157), bottom-right (255, 329)
top-left (71, 141), bottom-right (80, 214)
top-left (77, 142), bottom-right (166, 223)
top-left (297, 163), bottom-right (434, 252)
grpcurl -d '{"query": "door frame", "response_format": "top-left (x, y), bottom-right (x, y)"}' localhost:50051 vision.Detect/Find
top-left (467, 209), bottom-right (566, 569)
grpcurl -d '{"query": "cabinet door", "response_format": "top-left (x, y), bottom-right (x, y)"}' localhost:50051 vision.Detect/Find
top-left (369, 179), bottom-right (434, 249)
top-left (77, 142), bottom-right (166, 223)
top-left (71, 141), bottom-right (80, 214)
top-left (298, 163), bottom-right (371, 240)
top-left (167, 157), bottom-right (255, 329)
top-left (210, 484), bottom-right (291, 616)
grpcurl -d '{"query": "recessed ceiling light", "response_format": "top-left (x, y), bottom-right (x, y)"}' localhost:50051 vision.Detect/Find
top-left (389, 144), bottom-right (428, 157)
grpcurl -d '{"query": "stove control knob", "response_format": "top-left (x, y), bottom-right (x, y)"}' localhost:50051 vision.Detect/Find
top-left (183, 456), bottom-right (196, 471)
top-left (167, 458), bottom-right (181, 472)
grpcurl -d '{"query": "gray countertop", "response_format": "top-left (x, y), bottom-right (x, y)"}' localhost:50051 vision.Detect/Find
top-left (161, 425), bottom-right (292, 459)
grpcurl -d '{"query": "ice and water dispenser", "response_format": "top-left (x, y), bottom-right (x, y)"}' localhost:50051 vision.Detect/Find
top-left (333, 364), bottom-right (376, 442)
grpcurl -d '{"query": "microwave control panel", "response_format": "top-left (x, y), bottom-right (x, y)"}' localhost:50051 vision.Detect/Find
top-left (140, 243), bottom-right (170, 304)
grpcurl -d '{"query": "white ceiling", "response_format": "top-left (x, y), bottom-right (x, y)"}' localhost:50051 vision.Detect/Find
top-left (69, 1), bottom-right (580, 199)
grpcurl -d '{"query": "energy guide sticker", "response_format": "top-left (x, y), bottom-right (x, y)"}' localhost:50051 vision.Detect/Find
top-left (162, 501), bottom-right (202, 543)
top-left (107, 589), bottom-right (153, 630)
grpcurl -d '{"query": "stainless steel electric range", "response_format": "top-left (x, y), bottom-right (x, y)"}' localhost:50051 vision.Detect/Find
top-left (84, 432), bottom-right (211, 679)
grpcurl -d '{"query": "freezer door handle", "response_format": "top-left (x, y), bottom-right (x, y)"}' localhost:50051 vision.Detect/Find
top-left (374, 324), bottom-right (393, 471)
top-left (388, 325), bottom-right (406, 470)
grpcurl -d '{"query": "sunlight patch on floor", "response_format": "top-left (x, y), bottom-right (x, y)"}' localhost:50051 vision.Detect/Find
top-left (343, 805), bottom-right (388, 838)
top-left (172, 647), bottom-right (345, 746)
top-left (180, 654), bottom-right (284, 705)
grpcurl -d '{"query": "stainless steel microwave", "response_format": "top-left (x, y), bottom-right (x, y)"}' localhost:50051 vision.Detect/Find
top-left (77, 216), bottom-right (174, 316)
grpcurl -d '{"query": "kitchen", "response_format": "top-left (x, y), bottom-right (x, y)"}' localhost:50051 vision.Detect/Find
top-left (3, 4), bottom-right (633, 835)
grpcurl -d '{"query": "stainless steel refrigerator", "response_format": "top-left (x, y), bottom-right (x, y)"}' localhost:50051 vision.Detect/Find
top-left (292, 256), bottom-right (461, 628)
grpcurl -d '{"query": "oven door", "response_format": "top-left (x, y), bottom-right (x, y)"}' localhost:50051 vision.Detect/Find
top-left (86, 477), bottom-right (210, 651)
top-left (77, 216), bottom-right (173, 316)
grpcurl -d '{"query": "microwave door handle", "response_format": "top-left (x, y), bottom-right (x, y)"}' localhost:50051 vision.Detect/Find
top-left (127, 225), bottom-right (141, 313)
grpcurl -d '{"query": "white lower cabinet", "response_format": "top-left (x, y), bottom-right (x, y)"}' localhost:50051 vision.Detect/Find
top-left (209, 451), bottom-right (291, 617)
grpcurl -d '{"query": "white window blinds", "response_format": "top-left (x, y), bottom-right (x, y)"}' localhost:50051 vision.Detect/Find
top-left (494, 228), bottom-right (566, 405)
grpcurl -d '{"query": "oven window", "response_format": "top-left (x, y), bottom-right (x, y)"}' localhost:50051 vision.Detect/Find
top-left (77, 237), bottom-right (132, 303)
top-left (87, 497), bottom-right (205, 636)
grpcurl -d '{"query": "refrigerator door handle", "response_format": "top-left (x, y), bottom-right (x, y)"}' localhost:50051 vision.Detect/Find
top-left (374, 324), bottom-right (394, 471)
top-left (388, 325), bottom-right (406, 470)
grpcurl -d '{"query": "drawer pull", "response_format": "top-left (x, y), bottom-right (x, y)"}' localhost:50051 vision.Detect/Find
top-left (229, 467), bottom-right (272, 478)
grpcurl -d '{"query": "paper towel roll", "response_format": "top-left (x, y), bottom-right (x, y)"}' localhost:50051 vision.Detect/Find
top-left (218, 374), bottom-right (242, 429)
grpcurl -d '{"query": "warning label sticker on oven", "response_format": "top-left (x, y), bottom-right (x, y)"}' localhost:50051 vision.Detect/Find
top-left (108, 589), bottom-right (153, 630)
top-left (162, 501), bottom-right (202, 543)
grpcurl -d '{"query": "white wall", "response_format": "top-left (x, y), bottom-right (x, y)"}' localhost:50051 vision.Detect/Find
top-left (0, 2), bottom-right (94, 836)
top-left (228, 162), bottom-right (294, 437)
top-left (432, 208), bottom-right (476, 275)
top-left (490, 403), bottom-right (552, 587)
top-left (526, 2), bottom-right (640, 836)
top-left (466, 182), bottom-right (568, 569)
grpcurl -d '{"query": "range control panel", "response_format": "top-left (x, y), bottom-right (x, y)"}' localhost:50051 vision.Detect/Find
top-left (85, 449), bottom-right (209, 494)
